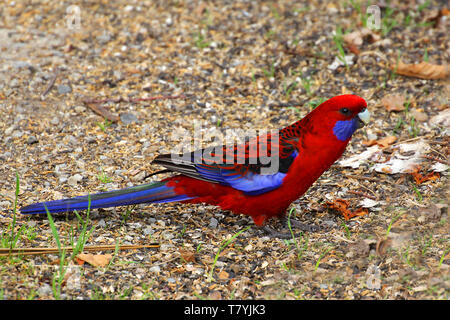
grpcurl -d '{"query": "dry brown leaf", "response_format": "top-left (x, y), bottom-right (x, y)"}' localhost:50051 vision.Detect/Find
top-left (350, 208), bottom-right (369, 219)
top-left (76, 253), bottom-right (112, 267)
top-left (218, 270), bottom-right (229, 280)
top-left (326, 199), bottom-right (369, 220)
top-left (208, 291), bottom-right (223, 300)
top-left (346, 42), bottom-right (360, 55)
top-left (363, 135), bottom-right (397, 148)
top-left (410, 109), bottom-right (429, 122)
top-left (83, 102), bottom-right (120, 122)
top-left (376, 136), bottom-right (397, 148)
top-left (381, 94), bottom-right (405, 112)
top-left (411, 169), bottom-right (440, 185)
top-left (376, 238), bottom-right (392, 256)
top-left (393, 61), bottom-right (448, 80)
top-left (179, 249), bottom-right (196, 262)
top-left (343, 28), bottom-right (380, 48)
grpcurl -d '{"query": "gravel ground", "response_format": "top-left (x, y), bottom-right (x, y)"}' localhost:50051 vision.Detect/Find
top-left (0, 0), bottom-right (448, 300)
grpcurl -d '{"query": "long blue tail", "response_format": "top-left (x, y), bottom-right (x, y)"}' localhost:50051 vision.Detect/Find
top-left (20, 181), bottom-right (193, 215)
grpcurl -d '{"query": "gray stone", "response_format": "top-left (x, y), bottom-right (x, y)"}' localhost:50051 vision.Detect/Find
top-left (27, 135), bottom-right (38, 144)
top-left (209, 217), bottom-right (218, 229)
top-left (120, 112), bottom-right (138, 124)
top-left (57, 84), bottom-right (72, 94)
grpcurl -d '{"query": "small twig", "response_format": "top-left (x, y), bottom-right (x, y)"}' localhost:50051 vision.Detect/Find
top-left (83, 102), bottom-right (120, 122)
top-left (268, 101), bottom-right (303, 109)
top-left (40, 71), bottom-right (58, 99)
top-left (429, 147), bottom-right (447, 159)
top-left (359, 50), bottom-right (389, 63)
top-left (344, 174), bottom-right (379, 182)
top-left (82, 94), bottom-right (187, 122)
top-left (274, 46), bottom-right (326, 60)
top-left (429, 140), bottom-right (449, 147)
top-left (82, 94), bottom-right (187, 105)
top-left (390, 136), bottom-right (423, 146)
top-left (421, 155), bottom-right (450, 166)
top-left (347, 190), bottom-right (377, 201)
top-left (0, 243), bottom-right (159, 257)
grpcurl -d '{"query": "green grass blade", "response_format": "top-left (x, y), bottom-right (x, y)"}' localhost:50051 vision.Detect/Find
top-left (209, 226), bottom-right (251, 282)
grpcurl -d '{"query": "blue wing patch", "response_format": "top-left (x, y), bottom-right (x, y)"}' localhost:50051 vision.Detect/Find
top-left (196, 163), bottom-right (287, 195)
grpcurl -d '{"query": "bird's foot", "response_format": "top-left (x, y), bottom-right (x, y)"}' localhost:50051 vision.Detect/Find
top-left (261, 218), bottom-right (319, 239)
top-left (288, 219), bottom-right (319, 232)
top-left (262, 226), bottom-right (295, 239)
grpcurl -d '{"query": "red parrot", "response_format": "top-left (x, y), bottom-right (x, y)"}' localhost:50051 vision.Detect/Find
top-left (21, 95), bottom-right (370, 228)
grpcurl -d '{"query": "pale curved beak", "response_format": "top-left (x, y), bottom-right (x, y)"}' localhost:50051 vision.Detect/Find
top-left (357, 108), bottom-right (370, 128)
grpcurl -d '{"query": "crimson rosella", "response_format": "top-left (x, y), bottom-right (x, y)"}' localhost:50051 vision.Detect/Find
top-left (21, 95), bottom-right (370, 227)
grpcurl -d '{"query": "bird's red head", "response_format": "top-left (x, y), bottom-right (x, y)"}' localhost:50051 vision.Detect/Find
top-left (303, 94), bottom-right (370, 142)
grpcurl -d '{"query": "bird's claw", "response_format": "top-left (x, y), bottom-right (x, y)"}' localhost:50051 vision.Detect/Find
top-left (261, 218), bottom-right (319, 239)
top-left (287, 219), bottom-right (319, 232)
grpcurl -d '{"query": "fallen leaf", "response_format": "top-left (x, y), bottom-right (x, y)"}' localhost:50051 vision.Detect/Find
top-left (376, 238), bottom-right (392, 256)
top-left (410, 169), bottom-right (440, 185)
top-left (373, 140), bottom-right (430, 174)
top-left (393, 61), bottom-right (448, 80)
top-left (218, 270), bottom-right (229, 280)
top-left (429, 108), bottom-right (450, 127)
top-left (377, 135), bottom-right (397, 148)
top-left (326, 199), bottom-right (369, 220)
top-left (410, 108), bottom-right (428, 122)
top-left (179, 249), bottom-right (196, 262)
top-left (381, 94), bottom-right (405, 112)
top-left (208, 291), bottom-right (222, 300)
top-left (339, 145), bottom-right (382, 169)
top-left (343, 28), bottom-right (380, 55)
top-left (76, 253), bottom-right (112, 267)
top-left (363, 135), bottom-right (397, 148)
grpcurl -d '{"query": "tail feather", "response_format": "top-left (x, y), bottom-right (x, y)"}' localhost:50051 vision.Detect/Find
top-left (20, 181), bottom-right (194, 215)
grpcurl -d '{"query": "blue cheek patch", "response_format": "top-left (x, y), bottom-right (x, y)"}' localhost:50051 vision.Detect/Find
top-left (333, 119), bottom-right (357, 141)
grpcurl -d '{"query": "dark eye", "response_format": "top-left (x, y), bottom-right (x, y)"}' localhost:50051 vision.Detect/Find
top-left (339, 108), bottom-right (352, 116)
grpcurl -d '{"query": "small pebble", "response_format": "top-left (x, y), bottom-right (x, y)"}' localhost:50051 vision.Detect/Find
top-left (97, 219), bottom-right (106, 228)
top-left (149, 265), bottom-right (160, 273)
top-left (37, 283), bottom-right (52, 297)
top-left (50, 116), bottom-right (59, 125)
top-left (67, 174), bottom-right (83, 186)
top-left (26, 135), bottom-right (38, 144)
top-left (209, 217), bottom-right (219, 229)
top-left (120, 112), bottom-right (139, 125)
top-left (57, 84), bottom-right (72, 94)
top-left (11, 130), bottom-right (24, 139)
top-left (13, 61), bottom-right (32, 69)
top-left (143, 226), bottom-right (153, 235)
